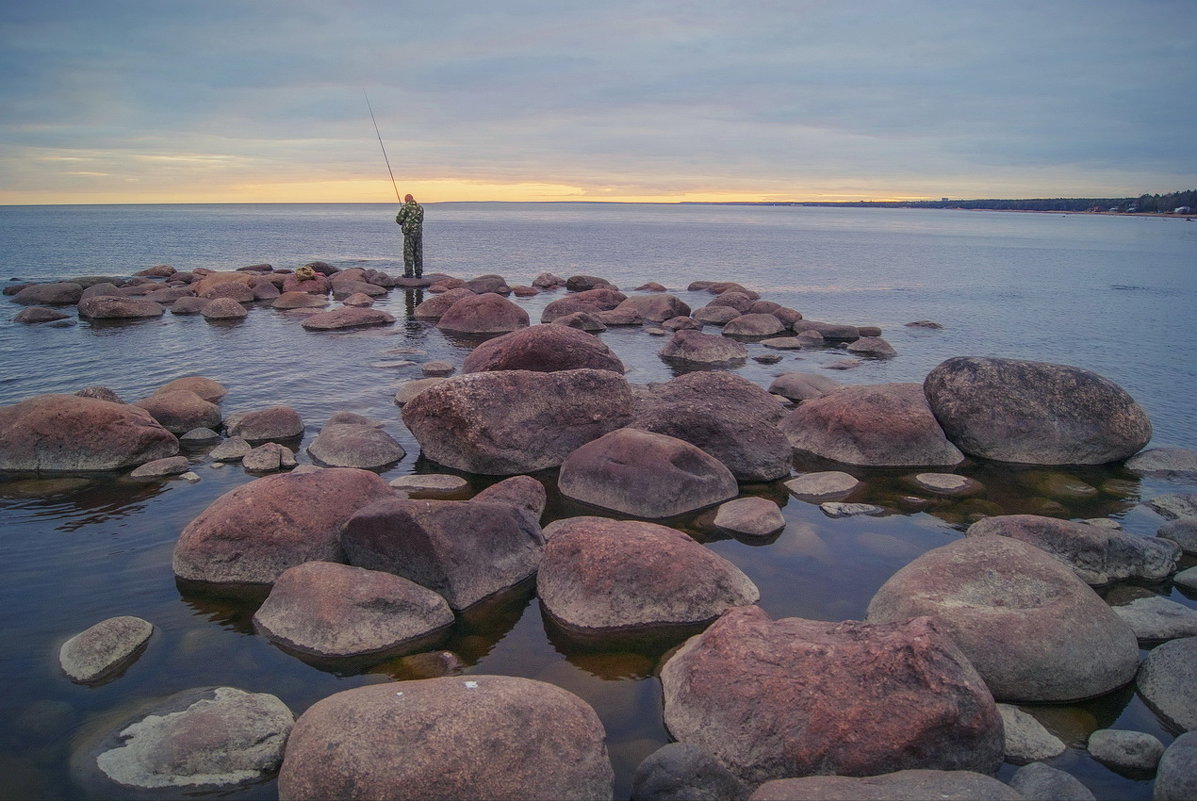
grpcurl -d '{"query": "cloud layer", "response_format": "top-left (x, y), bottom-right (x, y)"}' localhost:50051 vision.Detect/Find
top-left (2, 0), bottom-right (1194, 203)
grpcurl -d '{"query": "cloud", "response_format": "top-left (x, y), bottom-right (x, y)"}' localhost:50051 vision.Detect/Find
top-left (1, 0), bottom-right (1194, 203)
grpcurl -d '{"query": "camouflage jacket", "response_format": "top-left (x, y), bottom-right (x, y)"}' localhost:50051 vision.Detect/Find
top-left (395, 200), bottom-right (424, 235)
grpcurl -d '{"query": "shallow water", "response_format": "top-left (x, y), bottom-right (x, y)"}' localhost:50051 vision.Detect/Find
top-left (0, 203), bottom-right (1195, 799)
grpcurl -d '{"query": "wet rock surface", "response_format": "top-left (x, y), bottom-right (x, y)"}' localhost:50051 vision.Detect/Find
top-left (59, 616), bottom-right (153, 684)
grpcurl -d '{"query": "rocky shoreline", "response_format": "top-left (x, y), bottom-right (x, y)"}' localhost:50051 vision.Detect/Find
top-left (5, 262), bottom-right (1197, 800)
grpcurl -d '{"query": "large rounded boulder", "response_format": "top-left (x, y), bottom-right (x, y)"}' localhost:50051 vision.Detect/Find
top-left (923, 356), bottom-right (1153, 464)
top-left (77, 296), bottom-right (166, 320)
top-left (632, 371), bottom-right (791, 481)
top-left (401, 369), bottom-right (634, 475)
top-left (460, 323), bottom-right (625, 374)
top-left (306, 423), bottom-right (406, 469)
top-left (277, 676), bottom-right (613, 801)
top-left (780, 383), bottom-right (964, 467)
top-left (613, 294), bottom-right (691, 323)
top-left (558, 428), bottom-right (738, 518)
top-left (172, 468), bottom-right (394, 587)
top-left (660, 606), bottom-right (1003, 785)
top-left (437, 292), bottom-right (529, 334)
top-left (0, 394), bottom-right (178, 472)
top-left (537, 517), bottom-right (759, 633)
top-left (658, 329), bottom-right (748, 367)
top-left (966, 514), bottom-right (1180, 585)
top-left (866, 536), bottom-right (1140, 702)
top-left (342, 497), bottom-right (544, 610)
top-left (133, 390), bottom-right (222, 435)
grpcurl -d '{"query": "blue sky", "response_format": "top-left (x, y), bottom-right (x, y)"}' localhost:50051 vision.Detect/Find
top-left (1, 0), bottom-right (1193, 203)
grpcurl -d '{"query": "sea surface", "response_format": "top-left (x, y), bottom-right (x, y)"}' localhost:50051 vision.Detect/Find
top-left (0, 202), bottom-right (1194, 799)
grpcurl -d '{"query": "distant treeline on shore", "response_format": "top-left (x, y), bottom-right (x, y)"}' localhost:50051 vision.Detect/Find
top-left (692, 189), bottom-right (1197, 214)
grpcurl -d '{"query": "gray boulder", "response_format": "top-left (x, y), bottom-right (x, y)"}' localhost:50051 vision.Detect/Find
top-left (1009, 763), bottom-right (1096, 801)
top-left (1127, 447), bottom-right (1197, 478)
top-left (659, 329), bottom-right (747, 366)
top-left (998, 704), bottom-right (1066, 764)
top-left (767, 372), bottom-right (841, 402)
top-left (721, 313), bottom-right (785, 338)
top-left (277, 677), bottom-right (612, 801)
top-left (242, 442), bottom-right (297, 473)
top-left (59, 616), bottom-right (153, 684)
top-left (1113, 596), bottom-right (1197, 642)
top-left (393, 376), bottom-right (447, 406)
top-left (614, 294), bottom-right (691, 323)
top-left (923, 356), bottom-right (1152, 464)
top-left (558, 428), bottom-right (738, 518)
top-left (172, 468), bottom-right (394, 586)
top-left (537, 517), bottom-right (758, 633)
top-left (748, 770), bottom-right (1021, 801)
top-left (965, 514), bottom-right (1180, 585)
top-left (1147, 493), bottom-right (1197, 520)
top-left (226, 405), bottom-right (304, 441)
top-left (90, 687), bottom-right (293, 791)
top-left (1158, 518), bottom-right (1197, 554)
top-left (342, 497), bottom-right (543, 610)
top-left (401, 369), bottom-right (634, 475)
top-left (660, 606), bottom-right (1003, 785)
top-left (866, 536), bottom-right (1140, 702)
top-left (713, 497), bottom-right (785, 538)
top-left (253, 561), bottom-right (453, 660)
top-left (307, 423), bottom-right (405, 469)
top-left (0, 394), bottom-right (178, 472)
top-left (210, 436), bottom-right (252, 462)
top-left (780, 383), bottom-right (964, 467)
top-left (631, 371), bottom-right (791, 481)
top-left (128, 455), bottom-right (191, 478)
top-left (846, 335), bottom-right (897, 357)
top-left (300, 307), bottom-right (395, 330)
top-left (784, 471), bottom-right (860, 501)
top-left (692, 305), bottom-right (741, 326)
top-left (472, 475), bottom-right (548, 520)
top-left (631, 743), bottom-right (747, 801)
top-left (789, 320), bottom-right (859, 341)
top-left (153, 375), bottom-right (228, 402)
top-left (1087, 728), bottom-right (1165, 773)
top-left (1155, 731), bottom-right (1197, 801)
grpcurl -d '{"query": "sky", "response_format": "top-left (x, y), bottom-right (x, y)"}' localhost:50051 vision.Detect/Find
top-left (1, 0), bottom-right (1194, 204)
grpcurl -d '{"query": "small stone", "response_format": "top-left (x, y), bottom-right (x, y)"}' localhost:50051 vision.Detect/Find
top-left (59, 616), bottom-right (153, 684)
top-left (1113, 596), bottom-right (1197, 642)
top-left (180, 472), bottom-right (201, 483)
top-left (128, 456), bottom-right (191, 478)
top-left (646, 327), bottom-right (667, 336)
top-left (1173, 566), bottom-right (1197, 591)
top-left (906, 320), bottom-right (944, 329)
top-left (752, 353), bottom-right (782, 364)
top-left (911, 472), bottom-right (983, 495)
top-left (1087, 728), bottom-right (1165, 773)
top-left (714, 497), bottom-right (785, 538)
top-left (784, 471), bottom-right (859, 500)
top-left (179, 427), bottom-right (220, 443)
top-left (389, 474), bottom-right (470, 496)
top-left (998, 704), bottom-right (1066, 764)
top-left (820, 501), bottom-right (885, 518)
top-left (1148, 494), bottom-right (1197, 520)
top-left (760, 337), bottom-right (805, 350)
top-left (1159, 518), bottom-right (1197, 554)
top-left (1008, 762), bottom-right (1095, 801)
top-left (243, 442), bottom-right (296, 473)
top-left (393, 377), bottom-right (448, 406)
top-left (210, 437), bottom-right (252, 462)
top-left (371, 360), bottom-right (418, 369)
top-left (846, 335), bottom-right (896, 357)
top-left (421, 360), bottom-right (455, 377)
top-left (1126, 447), bottom-right (1197, 478)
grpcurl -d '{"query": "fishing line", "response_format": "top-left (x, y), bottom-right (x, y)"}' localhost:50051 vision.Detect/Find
top-left (364, 91), bottom-right (401, 202)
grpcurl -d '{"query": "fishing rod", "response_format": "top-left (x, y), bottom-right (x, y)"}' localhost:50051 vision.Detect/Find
top-left (364, 91), bottom-right (402, 202)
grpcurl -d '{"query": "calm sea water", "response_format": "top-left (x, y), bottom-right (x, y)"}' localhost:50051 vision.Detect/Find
top-left (0, 203), bottom-right (1194, 800)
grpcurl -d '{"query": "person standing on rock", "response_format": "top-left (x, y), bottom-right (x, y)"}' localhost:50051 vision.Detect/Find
top-left (395, 194), bottom-right (424, 279)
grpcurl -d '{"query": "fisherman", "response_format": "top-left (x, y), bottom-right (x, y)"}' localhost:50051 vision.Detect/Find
top-left (395, 194), bottom-right (424, 278)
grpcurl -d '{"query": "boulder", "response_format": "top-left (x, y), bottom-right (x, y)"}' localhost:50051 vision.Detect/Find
top-left (251, 280), bottom-right (281, 300)
top-left (330, 279), bottom-right (386, 300)
top-left (192, 271), bottom-right (253, 296)
top-left (1113, 596), bottom-right (1197, 642)
top-left (965, 514), bottom-right (1181, 585)
top-left (767, 372), bottom-right (840, 402)
top-left (537, 517), bottom-right (759, 633)
top-left (242, 442), bottom-right (297, 473)
top-left (89, 687), bottom-right (292, 791)
top-left (998, 704), bottom-right (1066, 764)
top-left (0, 394), bottom-right (178, 472)
top-left (659, 329), bottom-right (747, 367)
top-left (1158, 518), bottom-right (1197, 554)
top-left (721, 313), bottom-right (786, 338)
top-left (908, 472), bottom-right (983, 496)
top-left (340, 291), bottom-right (373, 307)
top-left (630, 743), bottom-right (747, 801)
top-left (171, 296), bottom-right (211, 314)
top-left (558, 428), bottom-right (738, 518)
top-left (748, 771), bottom-right (1021, 801)
top-left (1008, 763), bottom-right (1096, 801)
top-left (790, 320), bottom-right (860, 341)
top-left (172, 468), bottom-right (394, 586)
top-left (342, 497), bottom-right (543, 610)
top-left (759, 336), bottom-right (805, 350)
top-left (1087, 729), bottom-right (1165, 773)
top-left (1147, 494), bottom-right (1197, 520)
top-left (128, 455), bottom-right (191, 478)
top-left (784, 471), bottom-right (860, 500)
top-left (595, 306), bottom-right (644, 326)
top-left (133, 390), bottom-right (222, 435)
top-left (692, 305), bottom-right (741, 326)
top-left (661, 315), bottom-right (701, 331)
top-left (565, 274), bottom-right (617, 291)
top-left (153, 376), bottom-right (228, 403)
top-left (713, 497), bottom-right (785, 537)
top-left (401, 369), bottom-right (634, 475)
top-left (866, 536), bottom-right (1140, 702)
top-left (79, 282), bottom-right (122, 300)
top-left (705, 292), bottom-right (755, 314)
top-left (437, 292), bottom-right (529, 334)
top-left (307, 423), bottom-right (405, 469)
top-left (393, 377), bottom-right (447, 406)
top-left (226, 406), bottom-right (304, 441)
top-left (472, 475), bottom-right (548, 520)
top-left (821, 502), bottom-right (885, 517)
top-left (614, 294), bottom-right (691, 323)
top-left (461, 324), bottom-right (625, 374)
top-left (271, 291), bottom-right (328, 309)
top-left (59, 616), bottom-right (153, 684)
top-left (923, 356), bottom-right (1153, 465)
top-left (780, 383), bottom-right (964, 467)
top-left (280, 273), bottom-right (330, 295)
top-left (253, 561), bottom-right (453, 659)
top-left (660, 606), bottom-right (1003, 785)
top-left (15, 306), bottom-right (71, 323)
top-left (414, 286), bottom-right (474, 316)
top-left (12, 282), bottom-right (83, 305)
top-left (144, 286), bottom-right (198, 304)
top-left (541, 288), bottom-right (627, 322)
top-left (631, 371), bottom-right (791, 481)
top-left (420, 360), bottom-right (454, 377)
top-left (389, 474), bottom-right (470, 497)
top-left (464, 273), bottom-right (511, 294)
top-left (277, 677), bottom-right (613, 801)
top-left (1126, 447), bottom-right (1197, 478)
top-left (77, 296), bottom-right (165, 319)
top-left (532, 272), bottom-right (566, 288)
top-left (200, 297), bottom-right (249, 320)
top-left (300, 307), bottom-right (395, 330)
top-left (635, 281), bottom-right (668, 292)
top-left (846, 336), bottom-right (897, 357)
top-left (210, 436), bottom-right (252, 462)
top-left (552, 310), bottom-right (607, 331)
top-left (1156, 732), bottom-right (1197, 801)
top-left (75, 385), bottom-right (124, 403)
top-left (201, 282), bottom-right (256, 303)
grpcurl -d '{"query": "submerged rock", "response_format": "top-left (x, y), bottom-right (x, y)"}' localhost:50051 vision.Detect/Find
top-left (748, 770), bottom-right (1021, 801)
top-left (1126, 447), bottom-right (1197, 478)
top-left (769, 372), bottom-right (841, 403)
top-left (713, 497), bottom-right (785, 537)
top-left (1008, 763), bottom-right (1095, 801)
top-left (1113, 596), bottom-right (1197, 642)
top-left (630, 743), bottom-right (747, 801)
top-left (660, 606), bottom-right (1003, 785)
top-left (923, 356), bottom-right (1152, 465)
top-left (300, 307), bottom-right (395, 330)
top-left (59, 616), bottom-right (153, 684)
top-left (785, 471), bottom-right (860, 500)
top-left (78, 296), bottom-right (166, 319)
top-left (277, 677), bottom-right (613, 801)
